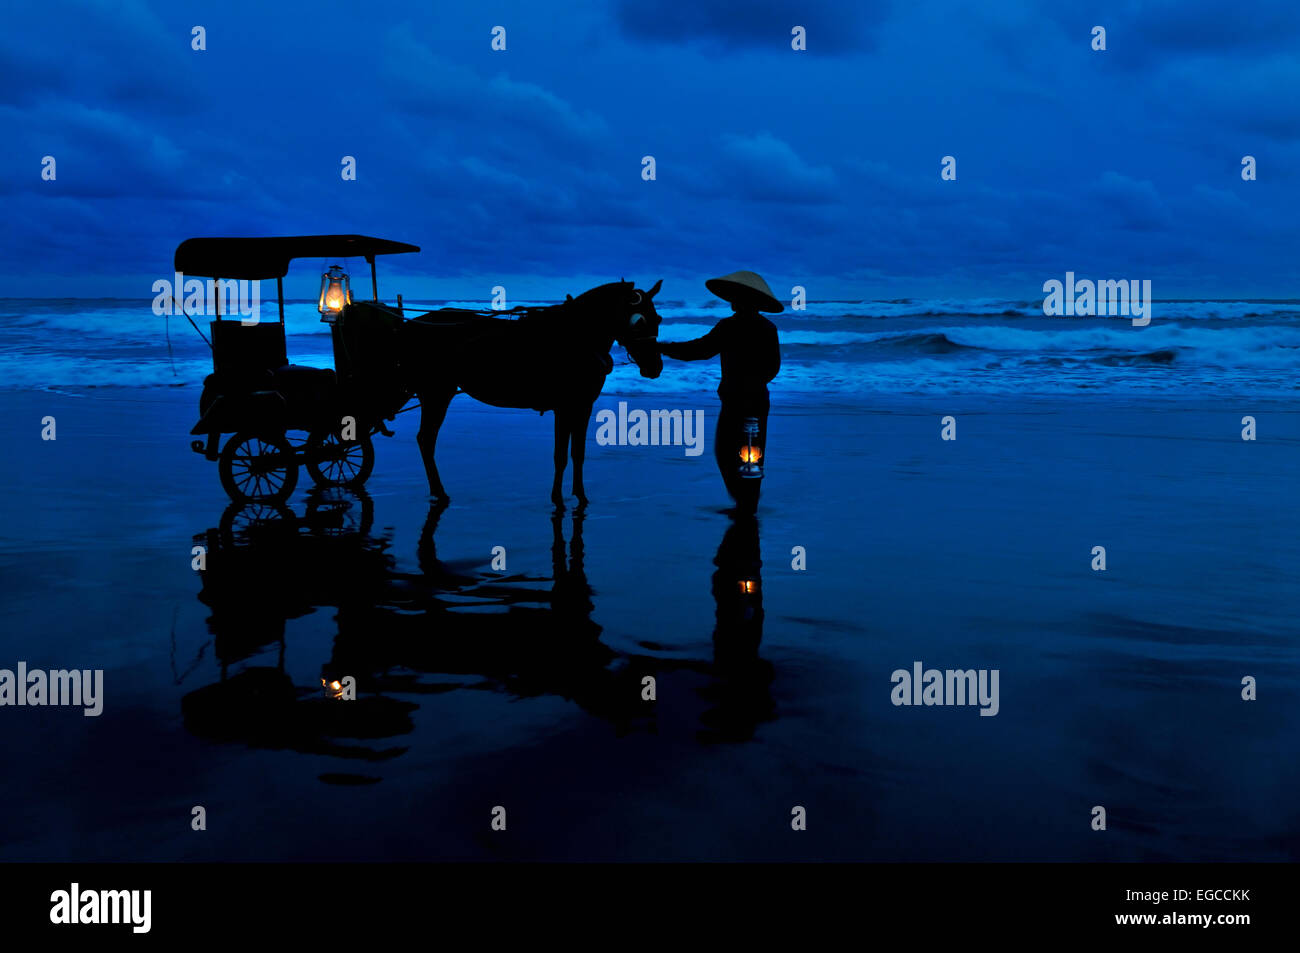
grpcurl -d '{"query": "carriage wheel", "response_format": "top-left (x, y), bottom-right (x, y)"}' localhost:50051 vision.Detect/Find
top-left (219, 432), bottom-right (300, 503)
top-left (219, 500), bottom-right (296, 548)
top-left (306, 430), bottom-right (375, 488)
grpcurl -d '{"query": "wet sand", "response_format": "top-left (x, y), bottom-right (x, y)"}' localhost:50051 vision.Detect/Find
top-left (0, 387), bottom-right (1297, 861)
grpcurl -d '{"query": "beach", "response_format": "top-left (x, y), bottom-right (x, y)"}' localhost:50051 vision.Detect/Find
top-left (1, 376), bottom-right (1296, 862)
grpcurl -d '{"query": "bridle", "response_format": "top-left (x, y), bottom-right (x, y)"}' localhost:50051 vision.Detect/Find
top-left (621, 293), bottom-right (659, 349)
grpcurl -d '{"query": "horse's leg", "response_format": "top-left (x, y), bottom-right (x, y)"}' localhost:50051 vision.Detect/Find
top-left (569, 404), bottom-right (593, 508)
top-left (551, 410), bottom-right (570, 509)
top-left (416, 385), bottom-right (456, 500)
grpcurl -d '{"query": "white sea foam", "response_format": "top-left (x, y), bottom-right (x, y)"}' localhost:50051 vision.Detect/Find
top-left (2, 299), bottom-right (1296, 397)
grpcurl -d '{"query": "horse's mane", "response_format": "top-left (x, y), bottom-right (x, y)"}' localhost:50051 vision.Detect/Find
top-left (515, 281), bottom-right (631, 323)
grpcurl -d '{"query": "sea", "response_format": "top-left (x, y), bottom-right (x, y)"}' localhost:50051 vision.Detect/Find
top-left (2, 297), bottom-right (1297, 401)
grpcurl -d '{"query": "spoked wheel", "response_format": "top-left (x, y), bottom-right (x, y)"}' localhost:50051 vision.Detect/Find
top-left (219, 500), bottom-right (296, 548)
top-left (219, 432), bottom-right (300, 503)
top-left (306, 429), bottom-right (375, 488)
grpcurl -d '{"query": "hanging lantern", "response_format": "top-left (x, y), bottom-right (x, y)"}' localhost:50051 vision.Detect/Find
top-left (317, 265), bottom-right (352, 322)
top-left (737, 578), bottom-right (759, 595)
top-left (321, 676), bottom-right (345, 700)
top-left (738, 417), bottom-right (763, 479)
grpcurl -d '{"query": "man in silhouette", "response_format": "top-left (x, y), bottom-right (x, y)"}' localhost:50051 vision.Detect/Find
top-left (659, 271), bottom-right (782, 511)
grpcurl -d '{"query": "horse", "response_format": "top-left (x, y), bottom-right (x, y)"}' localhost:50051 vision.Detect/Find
top-left (397, 279), bottom-right (664, 506)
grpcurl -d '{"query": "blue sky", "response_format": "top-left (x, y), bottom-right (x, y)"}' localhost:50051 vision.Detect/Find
top-left (2, 0), bottom-right (1298, 301)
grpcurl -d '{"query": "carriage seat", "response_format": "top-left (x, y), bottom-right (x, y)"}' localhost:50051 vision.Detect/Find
top-left (271, 364), bottom-right (336, 408)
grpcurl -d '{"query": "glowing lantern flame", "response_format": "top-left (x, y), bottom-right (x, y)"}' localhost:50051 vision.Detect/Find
top-left (738, 417), bottom-right (764, 478)
top-left (318, 265), bottom-right (352, 318)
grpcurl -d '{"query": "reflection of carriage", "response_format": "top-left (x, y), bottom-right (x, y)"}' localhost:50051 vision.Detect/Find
top-left (177, 235), bottom-right (419, 502)
top-left (185, 490), bottom-right (416, 763)
top-left (192, 489), bottom-right (385, 656)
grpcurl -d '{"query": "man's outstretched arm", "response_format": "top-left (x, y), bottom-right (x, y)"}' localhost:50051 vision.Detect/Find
top-left (660, 324), bottom-right (724, 361)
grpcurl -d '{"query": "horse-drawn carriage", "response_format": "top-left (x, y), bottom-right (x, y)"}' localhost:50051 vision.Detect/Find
top-left (178, 233), bottom-right (668, 506)
top-left (177, 235), bottom-right (419, 503)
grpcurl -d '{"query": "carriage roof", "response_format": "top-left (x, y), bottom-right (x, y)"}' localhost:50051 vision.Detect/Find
top-left (174, 235), bottom-right (420, 279)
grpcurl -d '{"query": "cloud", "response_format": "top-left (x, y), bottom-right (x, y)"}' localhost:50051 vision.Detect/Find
top-left (685, 132), bottom-right (839, 203)
top-left (1149, 54), bottom-right (1300, 143)
top-left (1, 0), bottom-right (1298, 297)
top-left (382, 25), bottom-right (607, 143)
top-left (612, 0), bottom-right (893, 53)
top-left (1088, 172), bottom-right (1172, 232)
top-left (0, 0), bottom-right (198, 111)
top-left (1118, 0), bottom-right (1300, 54)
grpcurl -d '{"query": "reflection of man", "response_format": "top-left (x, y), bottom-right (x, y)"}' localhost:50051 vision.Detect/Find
top-left (659, 271), bottom-right (781, 512)
top-left (701, 514), bottom-right (774, 742)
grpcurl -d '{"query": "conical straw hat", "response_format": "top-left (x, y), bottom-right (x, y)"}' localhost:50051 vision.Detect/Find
top-left (705, 270), bottom-right (783, 313)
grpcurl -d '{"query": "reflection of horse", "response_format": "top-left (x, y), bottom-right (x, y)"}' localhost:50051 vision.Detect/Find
top-left (330, 505), bottom-right (645, 722)
top-left (398, 280), bottom-right (664, 506)
top-left (180, 493), bottom-right (778, 780)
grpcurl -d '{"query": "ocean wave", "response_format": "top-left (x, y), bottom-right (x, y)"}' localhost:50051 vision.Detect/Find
top-left (3, 299), bottom-right (1297, 397)
top-left (9, 296), bottom-right (1299, 334)
top-left (604, 357), bottom-right (1298, 398)
top-left (5, 348), bottom-right (1292, 398)
top-left (919, 322), bottom-right (1300, 357)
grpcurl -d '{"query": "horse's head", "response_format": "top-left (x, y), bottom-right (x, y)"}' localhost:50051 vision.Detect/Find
top-left (615, 278), bottom-right (664, 379)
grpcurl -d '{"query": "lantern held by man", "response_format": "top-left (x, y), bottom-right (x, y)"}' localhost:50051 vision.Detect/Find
top-left (738, 417), bottom-right (763, 479)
